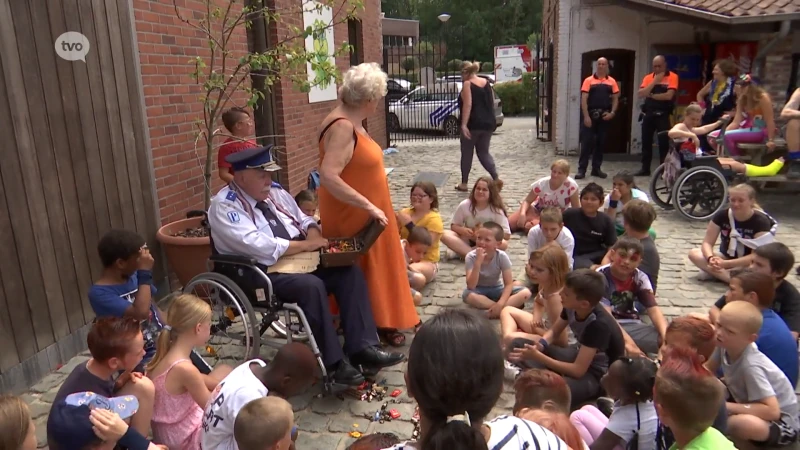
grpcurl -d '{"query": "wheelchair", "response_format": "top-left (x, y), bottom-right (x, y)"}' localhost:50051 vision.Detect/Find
top-left (181, 213), bottom-right (340, 393)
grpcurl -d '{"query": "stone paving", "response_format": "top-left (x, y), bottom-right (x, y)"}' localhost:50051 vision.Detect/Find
top-left (23, 117), bottom-right (800, 449)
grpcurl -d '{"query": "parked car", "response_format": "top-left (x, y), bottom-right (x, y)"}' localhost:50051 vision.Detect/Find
top-left (388, 81), bottom-right (504, 135)
top-left (387, 78), bottom-right (412, 102)
top-left (436, 76), bottom-right (504, 128)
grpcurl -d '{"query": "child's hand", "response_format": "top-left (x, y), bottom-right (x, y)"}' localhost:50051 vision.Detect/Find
top-left (487, 302), bottom-right (505, 319)
top-left (462, 227), bottom-right (474, 239)
top-left (90, 409), bottom-right (128, 443)
top-left (708, 256), bottom-right (724, 271)
top-left (508, 343), bottom-right (541, 363)
top-left (475, 248), bottom-right (486, 261)
top-left (625, 341), bottom-right (645, 357)
top-left (138, 247), bottom-right (155, 271)
top-left (610, 188), bottom-right (621, 202)
top-left (691, 134), bottom-right (701, 149)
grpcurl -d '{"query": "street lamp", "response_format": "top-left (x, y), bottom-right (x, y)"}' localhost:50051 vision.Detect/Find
top-left (437, 13), bottom-right (451, 23)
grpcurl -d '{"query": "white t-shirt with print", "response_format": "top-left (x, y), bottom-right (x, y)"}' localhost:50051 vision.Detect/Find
top-left (603, 188), bottom-right (650, 229)
top-left (451, 199), bottom-right (511, 234)
top-left (530, 176), bottom-right (579, 211)
top-left (527, 225), bottom-right (575, 269)
top-left (606, 401), bottom-right (658, 450)
top-left (201, 359), bottom-right (269, 450)
top-left (381, 416), bottom-right (567, 450)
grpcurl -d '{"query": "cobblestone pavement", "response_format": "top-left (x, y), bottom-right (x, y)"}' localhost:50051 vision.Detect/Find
top-left (24, 117), bottom-right (800, 449)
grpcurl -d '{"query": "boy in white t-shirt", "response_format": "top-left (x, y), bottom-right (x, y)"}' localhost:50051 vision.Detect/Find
top-left (527, 207), bottom-right (575, 269)
top-left (202, 343), bottom-right (318, 450)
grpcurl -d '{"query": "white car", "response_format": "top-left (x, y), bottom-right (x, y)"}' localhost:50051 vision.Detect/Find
top-left (388, 84), bottom-right (462, 136)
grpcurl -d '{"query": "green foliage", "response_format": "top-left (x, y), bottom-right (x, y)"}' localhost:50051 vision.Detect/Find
top-left (446, 59), bottom-right (463, 72)
top-left (494, 72), bottom-right (537, 116)
top-left (400, 56), bottom-right (418, 74)
top-left (416, 41), bottom-right (436, 68)
top-left (481, 61), bottom-right (494, 73)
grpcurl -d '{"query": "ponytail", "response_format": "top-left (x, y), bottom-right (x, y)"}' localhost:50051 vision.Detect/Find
top-left (145, 293), bottom-right (212, 373)
top-left (421, 415), bottom-right (487, 450)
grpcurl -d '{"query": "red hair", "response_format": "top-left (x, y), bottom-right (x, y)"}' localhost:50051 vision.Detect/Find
top-left (514, 369), bottom-right (571, 414)
top-left (655, 346), bottom-right (724, 432)
top-left (665, 316), bottom-right (716, 360)
top-left (87, 317), bottom-right (142, 362)
top-left (523, 410), bottom-right (584, 450)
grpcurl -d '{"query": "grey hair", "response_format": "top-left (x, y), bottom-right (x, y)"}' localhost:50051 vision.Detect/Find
top-left (339, 63), bottom-right (388, 106)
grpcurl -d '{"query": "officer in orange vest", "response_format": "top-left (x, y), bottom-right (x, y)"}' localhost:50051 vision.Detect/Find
top-left (636, 55), bottom-right (679, 176)
top-left (577, 57), bottom-right (619, 179)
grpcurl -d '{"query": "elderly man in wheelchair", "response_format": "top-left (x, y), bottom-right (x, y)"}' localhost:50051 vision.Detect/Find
top-left (206, 146), bottom-right (405, 388)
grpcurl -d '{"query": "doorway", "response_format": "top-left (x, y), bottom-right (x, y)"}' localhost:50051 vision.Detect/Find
top-left (580, 49), bottom-right (635, 153)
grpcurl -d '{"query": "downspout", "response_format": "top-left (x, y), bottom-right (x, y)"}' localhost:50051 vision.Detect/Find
top-left (753, 20), bottom-right (791, 78)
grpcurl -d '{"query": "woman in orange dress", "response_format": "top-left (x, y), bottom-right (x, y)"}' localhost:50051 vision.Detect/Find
top-left (318, 63), bottom-right (420, 346)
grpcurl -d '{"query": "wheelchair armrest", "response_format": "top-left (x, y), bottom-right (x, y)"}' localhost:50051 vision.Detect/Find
top-left (209, 254), bottom-right (259, 266)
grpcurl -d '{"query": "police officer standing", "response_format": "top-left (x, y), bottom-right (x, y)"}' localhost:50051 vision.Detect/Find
top-left (636, 55), bottom-right (679, 176)
top-left (577, 57), bottom-right (619, 179)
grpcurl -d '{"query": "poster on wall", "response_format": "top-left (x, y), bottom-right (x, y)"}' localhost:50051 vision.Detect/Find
top-left (700, 42), bottom-right (759, 82)
top-left (303, 2), bottom-right (337, 103)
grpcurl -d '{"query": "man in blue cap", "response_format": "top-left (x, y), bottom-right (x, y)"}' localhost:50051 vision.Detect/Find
top-left (208, 145), bottom-right (404, 386)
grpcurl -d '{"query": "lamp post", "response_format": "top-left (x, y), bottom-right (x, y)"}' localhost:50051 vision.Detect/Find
top-left (437, 13), bottom-right (451, 74)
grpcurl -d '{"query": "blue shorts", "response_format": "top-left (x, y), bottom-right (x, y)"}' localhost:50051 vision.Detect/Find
top-left (462, 285), bottom-right (525, 302)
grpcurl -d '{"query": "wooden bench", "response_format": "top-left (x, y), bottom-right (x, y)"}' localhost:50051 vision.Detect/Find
top-left (735, 138), bottom-right (800, 190)
top-left (737, 137), bottom-right (788, 165)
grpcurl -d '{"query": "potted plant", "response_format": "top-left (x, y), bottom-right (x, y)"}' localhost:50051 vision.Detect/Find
top-left (156, 0), bottom-right (362, 286)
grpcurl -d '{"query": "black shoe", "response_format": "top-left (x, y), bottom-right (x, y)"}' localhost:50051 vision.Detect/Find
top-left (591, 169), bottom-right (607, 179)
top-left (575, 172), bottom-right (587, 180)
top-left (350, 346), bottom-right (405, 370)
top-left (787, 160), bottom-right (800, 180)
top-left (633, 169), bottom-right (650, 176)
top-left (329, 360), bottom-right (365, 386)
top-left (596, 396), bottom-right (615, 418)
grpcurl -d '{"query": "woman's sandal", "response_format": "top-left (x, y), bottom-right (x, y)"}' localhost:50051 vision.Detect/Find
top-left (379, 328), bottom-right (406, 347)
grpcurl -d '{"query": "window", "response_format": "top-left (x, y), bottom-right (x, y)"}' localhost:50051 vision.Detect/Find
top-left (348, 19), bottom-right (362, 66)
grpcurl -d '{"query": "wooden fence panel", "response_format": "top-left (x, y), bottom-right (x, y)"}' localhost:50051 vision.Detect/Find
top-left (0, 0), bottom-right (160, 376)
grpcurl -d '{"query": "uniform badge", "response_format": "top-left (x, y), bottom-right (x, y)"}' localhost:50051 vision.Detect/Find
top-left (225, 190), bottom-right (237, 202)
top-left (227, 211), bottom-right (240, 223)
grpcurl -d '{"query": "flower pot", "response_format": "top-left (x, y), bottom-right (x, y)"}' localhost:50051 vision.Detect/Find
top-left (156, 217), bottom-right (211, 287)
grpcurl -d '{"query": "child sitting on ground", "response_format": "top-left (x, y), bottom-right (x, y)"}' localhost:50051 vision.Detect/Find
top-left (294, 189), bottom-right (319, 222)
top-left (441, 177), bottom-right (510, 258)
top-left (218, 107), bottom-right (257, 183)
top-left (656, 316), bottom-right (728, 450)
top-left (569, 356), bottom-right (659, 449)
top-left (600, 199), bottom-right (660, 290)
top-left (709, 269), bottom-right (798, 387)
top-left (89, 229), bottom-right (162, 369)
top-left (347, 433), bottom-right (401, 450)
top-left (233, 397), bottom-right (295, 450)
top-left (201, 343), bottom-right (319, 450)
top-left (522, 409), bottom-right (586, 450)
top-left (563, 183), bottom-right (617, 269)
top-left (507, 269), bottom-right (625, 410)
top-left (527, 207), bottom-right (575, 269)
top-left (146, 294), bottom-right (234, 450)
top-left (604, 171), bottom-right (655, 238)
top-left (402, 226), bottom-right (432, 306)
top-left (509, 159), bottom-right (580, 233)
top-left (655, 346), bottom-right (736, 450)
top-left (502, 244), bottom-right (571, 349)
top-left (706, 301), bottom-right (800, 449)
top-left (463, 221), bottom-right (532, 319)
top-left (710, 242), bottom-right (800, 340)
top-left (597, 237), bottom-right (668, 356)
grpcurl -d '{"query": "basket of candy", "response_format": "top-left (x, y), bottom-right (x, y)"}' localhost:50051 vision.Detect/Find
top-left (319, 218), bottom-right (386, 267)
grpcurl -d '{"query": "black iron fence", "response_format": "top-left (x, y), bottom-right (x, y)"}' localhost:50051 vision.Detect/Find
top-left (536, 40), bottom-right (553, 142)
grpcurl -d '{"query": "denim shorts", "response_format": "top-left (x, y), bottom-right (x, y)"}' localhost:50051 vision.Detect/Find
top-left (462, 284), bottom-right (525, 302)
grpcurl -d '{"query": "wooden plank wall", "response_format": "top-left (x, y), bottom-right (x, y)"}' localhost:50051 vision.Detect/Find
top-left (0, 0), bottom-right (159, 381)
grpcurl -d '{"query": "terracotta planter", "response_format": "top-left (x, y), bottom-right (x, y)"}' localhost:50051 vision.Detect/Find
top-left (156, 217), bottom-right (211, 287)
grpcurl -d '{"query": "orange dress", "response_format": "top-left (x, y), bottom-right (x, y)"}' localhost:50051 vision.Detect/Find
top-left (318, 118), bottom-right (419, 329)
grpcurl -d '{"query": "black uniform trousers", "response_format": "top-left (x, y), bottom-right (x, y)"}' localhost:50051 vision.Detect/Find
top-left (268, 265), bottom-right (380, 367)
top-left (579, 117), bottom-right (609, 173)
top-left (640, 113), bottom-right (671, 172)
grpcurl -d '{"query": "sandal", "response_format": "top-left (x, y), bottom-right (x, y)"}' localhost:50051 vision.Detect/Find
top-left (379, 328), bottom-right (406, 347)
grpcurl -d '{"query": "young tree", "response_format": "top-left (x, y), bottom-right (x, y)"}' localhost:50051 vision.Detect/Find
top-left (400, 56), bottom-right (418, 76)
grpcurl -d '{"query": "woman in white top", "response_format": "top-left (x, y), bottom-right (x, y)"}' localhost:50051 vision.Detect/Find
top-left (381, 309), bottom-right (570, 450)
top-left (509, 159), bottom-right (580, 233)
top-left (603, 170), bottom-right (653, 237)
top-left (441, 177), bottom-right (510, 258)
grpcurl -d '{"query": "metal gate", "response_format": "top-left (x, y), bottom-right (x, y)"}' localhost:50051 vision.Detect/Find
top-left (536, 40), bottom-right (553, 141)
top-left (382, 35), bottom-right (463, 146)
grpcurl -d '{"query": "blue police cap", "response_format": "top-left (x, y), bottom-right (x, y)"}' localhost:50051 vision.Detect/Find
top-left (225, 144), bottom-right (281, 172)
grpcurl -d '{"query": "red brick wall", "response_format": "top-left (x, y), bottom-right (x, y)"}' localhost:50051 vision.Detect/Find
top-left (758, 34), bottom-right (794, 119)
top-left (270, 0), bottom-right (387, 194)
top-left (134, 0), bottom-right (386, 225)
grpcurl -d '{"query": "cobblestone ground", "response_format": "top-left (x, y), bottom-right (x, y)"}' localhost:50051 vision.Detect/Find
top-left (24, 118), bottom-right (800, 449)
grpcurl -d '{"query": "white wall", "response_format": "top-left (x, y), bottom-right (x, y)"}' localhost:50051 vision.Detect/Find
top-left (554, 0), bottom-right (764, 154)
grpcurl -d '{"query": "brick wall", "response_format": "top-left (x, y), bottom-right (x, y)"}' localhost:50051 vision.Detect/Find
top-left (758, 34), bottom-right (794, 118)
top-left (134, 0), bottom-right (385, 225)
top-left (270, 0), bottom-right (386, 194)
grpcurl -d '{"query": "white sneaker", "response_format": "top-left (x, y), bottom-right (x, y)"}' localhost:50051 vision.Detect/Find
top-left (504, 360), bottom-right (521, 381)
top-left (697, 269), bottom-right (716, 281)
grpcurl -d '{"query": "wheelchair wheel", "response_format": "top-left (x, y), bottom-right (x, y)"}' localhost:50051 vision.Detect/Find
top-left (670, 166), bottom-right (728, 222)
top-left (184, 272), bottom-right (261, 365)
top-left (649, 164), bottom-right (673, 210)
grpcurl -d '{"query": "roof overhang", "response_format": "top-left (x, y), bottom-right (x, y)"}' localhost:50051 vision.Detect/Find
top-left (621, 0), bottom-right (800, 26)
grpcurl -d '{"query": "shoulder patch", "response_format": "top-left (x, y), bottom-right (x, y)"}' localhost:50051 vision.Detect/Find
top-left (271, 181), bottom-right (283, 189)
top-left (227, 211), bottom-right (241, 223)
top-left (225, 190), bottom-right (237, 202)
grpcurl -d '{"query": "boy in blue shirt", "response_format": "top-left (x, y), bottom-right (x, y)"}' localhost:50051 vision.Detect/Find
top-left (714, 269), bottom-right (798, 387)
top-left (88, 229), bottom-right (162, 368)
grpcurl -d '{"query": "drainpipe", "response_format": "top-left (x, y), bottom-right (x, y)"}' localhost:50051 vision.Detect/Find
top-left (753, 20), bottom-right (791, 78)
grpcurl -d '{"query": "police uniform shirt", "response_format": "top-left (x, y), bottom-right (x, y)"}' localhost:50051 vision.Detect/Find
top-left (581, 74), bottom-right (619, 111)
top-left (208, 184), bottom-right (319, 266)
top-left (640, 70), bottom-right (679, 113)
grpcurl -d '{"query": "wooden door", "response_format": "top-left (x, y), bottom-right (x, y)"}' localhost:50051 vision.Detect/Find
top-left (581, 49), bottom-right (635, 153)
